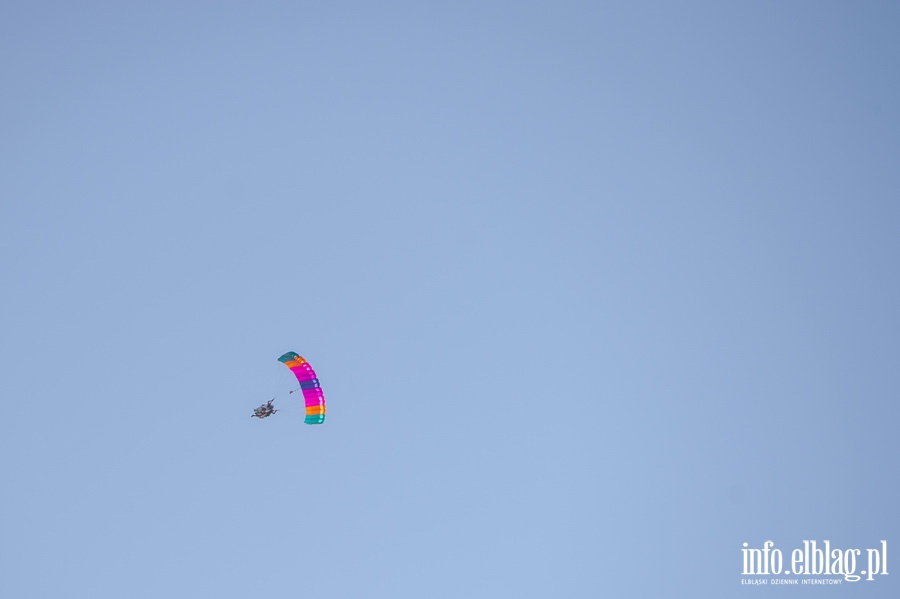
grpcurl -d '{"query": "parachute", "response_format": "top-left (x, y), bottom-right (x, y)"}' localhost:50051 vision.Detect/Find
top-left (278, 351), bottom-right (326, 425)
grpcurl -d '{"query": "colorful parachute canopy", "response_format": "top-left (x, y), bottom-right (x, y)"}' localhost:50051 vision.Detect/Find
top-left (278, 351), bottom-right (326, 425)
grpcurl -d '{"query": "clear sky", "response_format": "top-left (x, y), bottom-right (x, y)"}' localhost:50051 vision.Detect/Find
top-left (2, 2), bottom-right (899, 597)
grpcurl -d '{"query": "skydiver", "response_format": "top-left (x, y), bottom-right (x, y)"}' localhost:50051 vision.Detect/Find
top-left (251, 399), bottom-right (277, 419)
top-left (260, 400), bottom-right (276, 417)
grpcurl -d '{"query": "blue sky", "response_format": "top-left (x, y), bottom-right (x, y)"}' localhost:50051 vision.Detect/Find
top-left (2, 2), bottom-right (899, 597)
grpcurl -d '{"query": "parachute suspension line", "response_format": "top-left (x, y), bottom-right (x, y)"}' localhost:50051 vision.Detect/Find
top-left (267, 387), bottom-right (301, 403)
